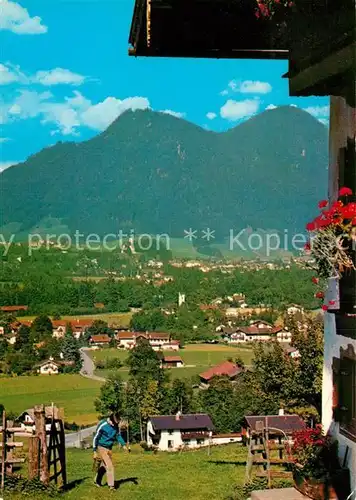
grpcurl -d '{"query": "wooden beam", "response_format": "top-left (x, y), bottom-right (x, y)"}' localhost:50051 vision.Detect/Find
top-left (28, 436), bottom-right (40, 480)
top-left (129, 47), bottom-right (289, 60)
top-left (289, 42), bottom-right (356, 95)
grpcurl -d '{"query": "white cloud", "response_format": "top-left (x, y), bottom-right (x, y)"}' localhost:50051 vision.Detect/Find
top-left (0, 137), bottom-right (11, 143)
top-left (35, 68), bottom-right (86, 86)
top-left (0, 0), bottom-right (47, 34)
top-left (206, 112), bottom-right (217, 120)
top-left (82, 96), bottom-right (150, 131)
top-left (0, 63), bottom-right (22, 84)
top-left (1, 89), bottom-right (150, 135)
top-left (304, 105), bottom-right (329, 118)
top-left (220, 99), bottom-right (260, 121)
top-left (222, 80), bottom-right (272, 96)
top-left (266, 104), bottom-right (277, 110)
top-left (0, 63), bottom-right (86, 87)
top-left (160, 109), bottom-right (185, 119)
top-left (0, 160), bottom-right (19, 172)
top-left (238, 80), bottom-right (272, 94)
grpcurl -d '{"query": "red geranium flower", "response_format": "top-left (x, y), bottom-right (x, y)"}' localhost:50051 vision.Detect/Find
top-left (339, 187), bottom-right (353, 197)
top-left (322, 305), bottom-right (329, 311)
top-left (315, 291), bottom-right (324, 299)
top-left (318, 200), bottom-right (328, 209)
top-left (312, 277), bottom-right (319, 284)
top-left (329, 300), bottom-right (336, 306)
top-left (306, 222), bottom-right (316, 232)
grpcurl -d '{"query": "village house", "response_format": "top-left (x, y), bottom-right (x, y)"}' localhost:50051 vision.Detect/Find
top-left (284, 346), bottom-right (301, 359)
top-left (116, 331), bottom-right (180, 351)
top-left (286, 304), bottom-right (305, 316)
top-left (16, 406), bottom-right (60, 432)
top-left (222, 320), bottom-right (291, 344)
top-left (225, 307), bottom-right (240, 318)
top-left (147, 413), bottom-right (214, 451)
top-left (52, 319), bottom-right (92, 339)
top-left (161, 355), bottom-right (184, 368)
top-left (36, 357), bottom-right (61, 375)
top-left (88, 334), bottom-right (112, 347)
top-left (199, 360), bottom-right (244, 385)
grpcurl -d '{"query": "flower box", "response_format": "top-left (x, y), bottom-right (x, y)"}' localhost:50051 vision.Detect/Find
top-left (293, 468), bottom-right (350, 500)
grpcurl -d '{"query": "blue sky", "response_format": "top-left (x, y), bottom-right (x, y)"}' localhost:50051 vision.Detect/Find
top-left (0, 0), bottom-right (329, 171)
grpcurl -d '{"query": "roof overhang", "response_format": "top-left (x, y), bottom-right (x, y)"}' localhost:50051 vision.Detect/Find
top-left (128, 0), bottom-right (289, 60)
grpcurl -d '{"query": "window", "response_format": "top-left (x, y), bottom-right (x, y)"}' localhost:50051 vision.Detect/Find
top-left (168, 429), bottom-right (173, 435)
top-left (168, 440), bottom-right (173, 449)
top-left (197, 438), bottom-right (205, 445)
top-left (333, 345), bottom-right (356, 442)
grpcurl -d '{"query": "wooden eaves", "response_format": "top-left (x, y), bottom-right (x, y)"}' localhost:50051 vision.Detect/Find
top-left (128, 0), bottom-right (289, 60)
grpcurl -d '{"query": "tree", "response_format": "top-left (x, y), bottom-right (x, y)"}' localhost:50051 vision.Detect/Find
top-left (287, 315), bottom-right (324, 416)
top-left (94, 372), bottom-right (125, 416)
top-left (198, 376), bottom-right (238, 433)
top-left (84, 320), bottom-right (114, 341)
top-left (14, 324), bottom-right (31, 351)
top-left (61, 332), bottom-right (81, 372)
top-left (126, 337), bottom-right (163, 384)
top-left (161, 379), bottom-right (194, 415)
top-left (30, 315), bottom-right (53, 342)
top-left (140, 379), bottom-right (160, 421)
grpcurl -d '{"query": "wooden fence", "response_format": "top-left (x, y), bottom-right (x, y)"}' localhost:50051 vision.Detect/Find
top-left (0, 404), bottom-right (66, 492)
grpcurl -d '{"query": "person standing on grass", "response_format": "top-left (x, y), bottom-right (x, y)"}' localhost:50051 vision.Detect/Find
top-left (93, 412), bottom-right (129, 490)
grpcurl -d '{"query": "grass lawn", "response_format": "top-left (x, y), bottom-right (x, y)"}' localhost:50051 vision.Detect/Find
top-left (91, 344), bottom-right (254, 379)
top-left (8, 444), bottom-right (247, 500)
top-left (0, 374), bottom-right (102, 425)
top-left (16, 312), bottom-right (133, 326)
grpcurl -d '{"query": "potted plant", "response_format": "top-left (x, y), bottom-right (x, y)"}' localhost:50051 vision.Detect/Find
top-left (305, 187), bottom-right (356, 338)
top-left (289, 425), bottom-right (350, 500)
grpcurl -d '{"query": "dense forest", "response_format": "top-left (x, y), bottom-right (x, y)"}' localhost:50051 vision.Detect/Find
top-left (0, 250), bottom-right (319, 318)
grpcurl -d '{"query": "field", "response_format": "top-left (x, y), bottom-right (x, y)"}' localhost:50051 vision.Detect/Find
top-left (91, 343), bottom-right (254, 379)
top-left (16, 312), bottom-right (133, 326)
top-left (9, 444), bottom-right (247, 500)
top-left (0, 374), bottom-right (102, 425)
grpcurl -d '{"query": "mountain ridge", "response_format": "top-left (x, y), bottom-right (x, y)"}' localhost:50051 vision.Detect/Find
top-left (0, 106), bottom-right (328, 239)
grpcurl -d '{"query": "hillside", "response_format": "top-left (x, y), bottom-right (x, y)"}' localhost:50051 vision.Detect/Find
top-left (0, 106), bottom-right (328, 238)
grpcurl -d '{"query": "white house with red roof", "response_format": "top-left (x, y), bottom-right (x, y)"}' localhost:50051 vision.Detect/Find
top-left (223, 320), bottom-right (291, 344)
top-left (116, 331), bottom-right (180, 351)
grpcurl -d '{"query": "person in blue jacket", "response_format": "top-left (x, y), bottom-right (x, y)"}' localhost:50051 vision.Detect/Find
top-left (93, 412), bottom-right (129, 489)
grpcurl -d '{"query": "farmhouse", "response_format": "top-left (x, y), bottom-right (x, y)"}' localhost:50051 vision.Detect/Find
top-left (161, 355), bottom-right (184, 368)
top-left (199, 360), bottom-right (244, 385)
top-left (88, 334), bottom-right (112, 346)
top-left (36, 357), bottom-right (61, 375)
top-left (16, 406), bottom-right (60, 432)
top-left (116, 331), bottom-right (180, 351)
top-left (147, 413), bottom-right (214, 451)
top-left (223, 321), bottom-right (291, 344)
